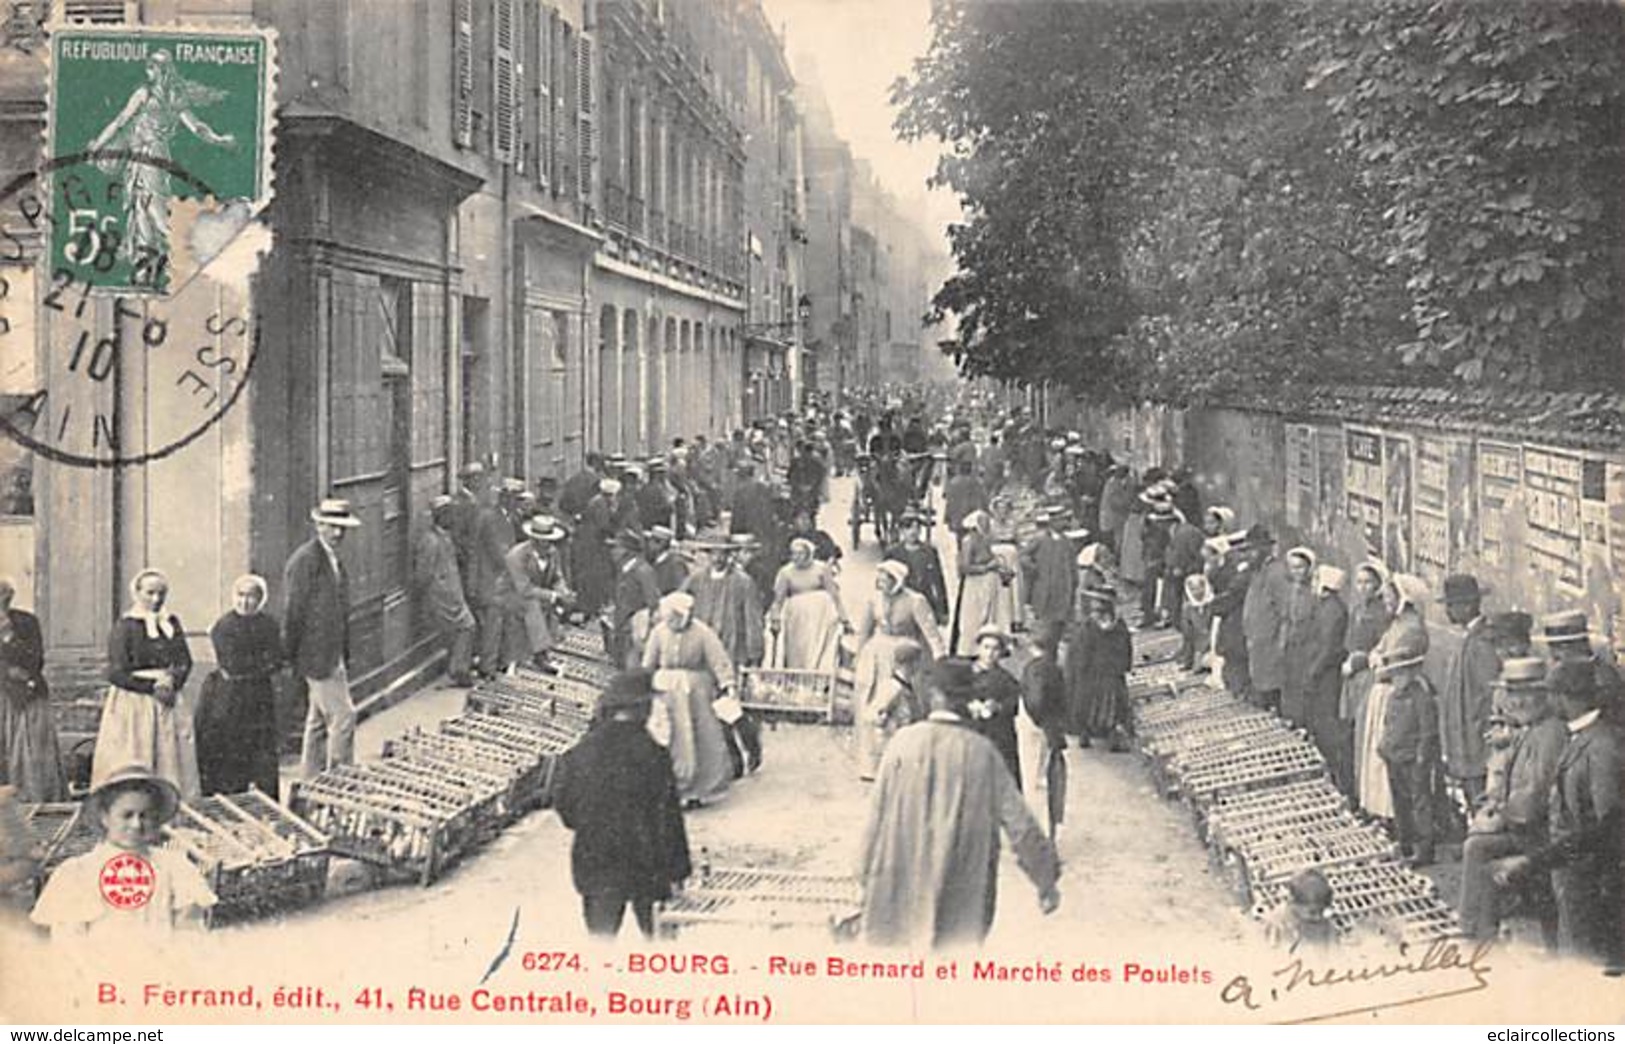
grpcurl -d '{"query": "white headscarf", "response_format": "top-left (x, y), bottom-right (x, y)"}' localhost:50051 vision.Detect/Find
top-left (125, 568), bottom-right (177, 640)
top-left (1392, 573), bottom-right (1429, 614)
top-left (232, 574), bottom-right (269, 616)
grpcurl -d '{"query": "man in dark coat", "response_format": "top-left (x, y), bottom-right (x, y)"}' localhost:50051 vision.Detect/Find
top-left (606, 533), bottom-right (661, 670)
top-left (284, 499), bottom-right (360, 780)
top-left (647, 526), bottom-right (689, 596)
top-left (554, 669), bottom-right (692, 939)
top-left (884, 510), bottom-right (949, 624)
top-left (558, 453), bottom-right (604, 522)
top-left (727, 460), bottom-right (778, 542)
top-left (636, 459), bottom-right (676, 532)
top-left (1496, 661), bottom-right (1623, 969)
top-left (467, 483), bottom-right (513, 678)
top-left (1438, 574), bottom-right (1501, 806)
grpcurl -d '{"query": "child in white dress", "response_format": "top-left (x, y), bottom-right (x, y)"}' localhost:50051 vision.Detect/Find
top-left (31, 763), bottom-right (215, 945)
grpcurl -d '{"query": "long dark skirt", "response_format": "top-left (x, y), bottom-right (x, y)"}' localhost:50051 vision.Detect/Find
top-left (195, 671), bottom-right (281, 797)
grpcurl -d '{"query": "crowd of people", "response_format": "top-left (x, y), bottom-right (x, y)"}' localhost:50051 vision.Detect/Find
top-left (2, 387), bottom-right (1620, 967)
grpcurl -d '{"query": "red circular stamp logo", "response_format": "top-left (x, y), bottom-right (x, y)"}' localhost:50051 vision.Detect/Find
top-left (99, 852), bottom-right (156, 910)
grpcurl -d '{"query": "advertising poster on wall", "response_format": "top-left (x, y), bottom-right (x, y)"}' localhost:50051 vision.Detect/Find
top-left (1314, 426), bottom-right (1343, 545)
top-left (1413, 435), bottom-right (1476, 585)
top-left (1344, 426), bottom-right (1384, 561)
top-left (1478, 441), bottom-right (1523, 569)
top-left (1608, 463), bottom-right (1625, 655)
top-left (1283, 424), bottom-right (1317, 534)
top-left (1523, 444), bottom-right (1585, 594)
top-left (1383, 433), bottom-right (1414, 574)
top-left (1414, 437), bottom-right (1450, 583)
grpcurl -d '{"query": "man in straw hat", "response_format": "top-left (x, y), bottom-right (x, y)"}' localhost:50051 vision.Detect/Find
top-left (1021, 507), bottom-right (1076, 649)
top-left (1458, 657), bottom-right (1564, 944)
top-left (498, 514), bottom-right (573, 674)
top-left (856, 659), bottom-right (1060, 950)
top-left (1439, 573), bottom-right (1502, 806)
top-left (414, 495), bottom-right (476, 687)
top-left (1493, 660), bottom-right (1623, 969)
top-left (553, 669), bottom-right (692, 939)
top-left (1540, 609), bottom-right (1625, 728)
top-left (285, 498), bottom-right (361, 779)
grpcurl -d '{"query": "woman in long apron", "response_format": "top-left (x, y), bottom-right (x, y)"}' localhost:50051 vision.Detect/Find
top-left (1354, 572), bottom-right (1429, 820)
top-left (768, 539), bottom-right (849, 671)
top-left (91, 569), bottom-right (198, 800)
top-left (1340, 561), bottom-right (1394, 805)
top-left (988, 496), bottom-right (1025, 632)
top-left (852, 562), bottom-right (944, 780)
top-left (951, 512), bottom-right (1006, 656)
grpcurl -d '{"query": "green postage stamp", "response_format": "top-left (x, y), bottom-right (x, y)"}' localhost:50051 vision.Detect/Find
top-left (46, 26), bottom-right (276, 294)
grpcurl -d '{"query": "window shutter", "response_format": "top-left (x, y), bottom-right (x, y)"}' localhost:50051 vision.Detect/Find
top-left (493, 0), bottom-right (518, 165)
top-left (534, 6), bottom-right (552, 189)
top-left (453, 0), bottom-right (474, 149)
top-left (558, 24), bottom-right (576, 199)
top-left (577, 33), bottom-right (596, 209)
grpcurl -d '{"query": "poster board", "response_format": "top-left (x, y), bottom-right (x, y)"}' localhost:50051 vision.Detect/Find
top-left (1283, 423), bottom-right (1316, 533)
top-left (1314, 425), bottom-right (1343, 545)
top-left (1382, 433), bottom-right (1413, 575)
top-left (1478, 440), bottom-right (1522, 570)
top-left (1344, 426), bottom-right (1383, 561)
top-left (1523, 444), bottom-right (1584, 594)
top-left (1414, 435), bottom-right (1475, 585)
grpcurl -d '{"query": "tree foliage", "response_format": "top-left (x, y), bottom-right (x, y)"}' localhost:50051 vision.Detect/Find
top-left (893, 0), bottom-right (1625, 401)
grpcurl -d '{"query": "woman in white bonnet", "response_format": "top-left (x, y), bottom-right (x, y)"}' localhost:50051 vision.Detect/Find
top-left (91, 568), bottom-right (198, 800)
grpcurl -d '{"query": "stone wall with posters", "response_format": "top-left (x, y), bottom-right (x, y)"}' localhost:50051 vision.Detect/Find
top-left (1044, 388), bottom-right (1625, 657)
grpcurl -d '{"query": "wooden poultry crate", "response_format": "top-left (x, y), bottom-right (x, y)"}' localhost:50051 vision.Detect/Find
top-left (287, 763), bottom-right (498, 886)
top-left (166, 790), bottom-right (331, 924)
top-left (382, 729), bottom-right (550, 813)
top-left (1180, 742), bottom-right (1328, 807)
top-left (654, 864), bottom-right (862, 939)
top-left (739, 666), bottom-right (841, 723)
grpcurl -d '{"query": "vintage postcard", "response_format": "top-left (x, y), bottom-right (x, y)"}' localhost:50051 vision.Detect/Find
top-left (1, 0), bottom-right (1623, 1029)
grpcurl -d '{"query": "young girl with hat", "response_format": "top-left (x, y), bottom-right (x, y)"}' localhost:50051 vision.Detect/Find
top-left (31, 764), bottom-right (215, 944)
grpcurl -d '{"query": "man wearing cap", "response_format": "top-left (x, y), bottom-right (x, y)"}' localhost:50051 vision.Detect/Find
top-left (447, 461), bottom-right (488, 584)
top-left (1541, 610), bottom-right (1625, 728)
top-left (1021, 508), bottom-right (1076, 649)
top-left (497, 514), bottom-right (573, 673)
top-left (679, 540), bottom-right (766, 777)
top-left (885, 510), bottom-right (949, 624)
top-left (1137, 484), bottom-right (1180, 627)
top-left (553, 669), bottom-right (692, 939)
top-left (574, 478), bottom-right (624, 615)
top-left (606, 532), bottom-right (660, 670)
top-left (636, 458), bottom-right (676, 533)
top-left (1438, 574), bottom-right (1502, 806)
top-left (787, 440), bottom-right (826, 519)
top-left (1377, 641), bottom-right (1441, 867)
top-left (467, 481), bottom-right (514, 679)
top-left (1163, 504), bottom-right (1206, 635)
top-left (284, 499), bottom-right (361, 779)
top-left (646, 526), bottom-right (689, 596)
top-left (857, 659), bottom-right (1060, 950)
top-left (413, 495), bottom-right (476, 687)
top-left (1493, 661), bottom-right (1623, 968)
top-left (1300, 566), bottom-right (1352, 790)
top-left (1458, 658), bottom-right (1565, 943)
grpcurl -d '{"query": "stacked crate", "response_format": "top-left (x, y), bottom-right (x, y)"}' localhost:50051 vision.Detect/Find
top-left (1127, 629), bottom-right (1460, 944)
top-left (655, 862), bottom-right (863, 939)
